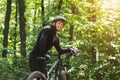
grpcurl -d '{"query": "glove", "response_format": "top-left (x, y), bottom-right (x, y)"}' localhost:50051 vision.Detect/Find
top-left (44, 54), bottom-right (51, 60)
top-left (69, 48), bottom-right (79, 56)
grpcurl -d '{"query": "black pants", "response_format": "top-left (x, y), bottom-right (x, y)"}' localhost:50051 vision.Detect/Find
top-left (29, 56), bottom-right (47, 77)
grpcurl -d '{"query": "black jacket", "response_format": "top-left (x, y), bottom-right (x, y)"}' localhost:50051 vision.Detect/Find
top-left (30, 25), bottom-right (70, 57)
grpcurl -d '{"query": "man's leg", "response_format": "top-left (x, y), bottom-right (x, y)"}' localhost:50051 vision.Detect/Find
top-left (37, 59), bottom-right (47, 77)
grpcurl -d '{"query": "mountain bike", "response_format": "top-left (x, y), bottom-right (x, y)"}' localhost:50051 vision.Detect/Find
top-left (26, 49), bottom-right (79, 80)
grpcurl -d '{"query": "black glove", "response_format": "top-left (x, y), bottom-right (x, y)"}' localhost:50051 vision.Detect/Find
top-left (69, 48), bottom-right (79, 55)
top-left (44, 54), bottom-right (51, 60)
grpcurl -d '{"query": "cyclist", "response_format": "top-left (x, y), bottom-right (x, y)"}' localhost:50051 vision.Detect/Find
top-left (29, 16), bottom-right (76, 78)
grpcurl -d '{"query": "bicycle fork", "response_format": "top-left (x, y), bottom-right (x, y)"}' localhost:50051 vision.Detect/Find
top-left (47, 60), bottom-right (60, 80)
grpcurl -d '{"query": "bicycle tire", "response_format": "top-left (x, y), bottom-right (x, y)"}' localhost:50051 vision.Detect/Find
top-left (50, 74), bottom-right (55, 80)
top-left (26, 71), bottom-right (46, 80)
top-left (59, 70), bottom-right (67, 80)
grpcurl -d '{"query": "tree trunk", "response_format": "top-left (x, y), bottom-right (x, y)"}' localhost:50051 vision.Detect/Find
top-left (69, 25), bottom-right (74, 41)
top-left (69, 4), bottom-right (77, 41)
top-left (88, 0), bottom-right (96, 22)
top-left (41, 0), bottom-right (45, 27)
top-left (88, 0), bottom-right (97, 63)
top-left (33, 2), bottom-right (37, 28)
top-left (58, 0), bottom-right (63, 10)
top-left (91, 46), bottom-right (96, 63)
top-left (18, 0), bottom-right (26, 57)
top-left (13, 0), bottom-right (18, 55)
top-left (2, 0), bottom-right (12, 57)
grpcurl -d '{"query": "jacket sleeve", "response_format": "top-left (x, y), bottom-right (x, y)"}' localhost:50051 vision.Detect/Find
top-left (38, 29), bottom-right (48, 56)
top-left (53, 35), bottom-right (70, 54)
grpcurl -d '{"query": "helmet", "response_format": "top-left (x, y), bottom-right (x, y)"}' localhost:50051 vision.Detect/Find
top-left (53, 16), bottom-right (67, 24)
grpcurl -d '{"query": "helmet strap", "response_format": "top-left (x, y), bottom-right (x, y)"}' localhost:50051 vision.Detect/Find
top-left (55, 21), bottom-right (57, 27)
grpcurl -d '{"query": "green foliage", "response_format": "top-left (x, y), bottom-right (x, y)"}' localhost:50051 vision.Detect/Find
top-left (69, 52), bottom-right (120, 80)
top-left (0, 0), bottom-right (120, 80)
top-left (0, 54), bottom-right (29, 80)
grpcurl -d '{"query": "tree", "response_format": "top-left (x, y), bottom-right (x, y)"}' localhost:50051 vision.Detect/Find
top-left (18, 0), bottom-right (26, 57)
top-left (13, 0), bottom-right (18, 55)
top-left (69, 4), bottom-right (78, 41)
top-left (88, 0), bottom-right (97, 22)
top-left (2, 0), bottom-right (12, 57)
top-left (58, 0), bottom-right (63, 10)
top-left (41, 0), bottom-right (45, 27)
top-left (88, 0), bottom-right (97, 63)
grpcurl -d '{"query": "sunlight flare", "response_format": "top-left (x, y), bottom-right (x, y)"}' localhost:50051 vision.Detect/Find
top-left (110, 0), bottom-right (119, 4)
top-left (102, 0), bottom-right (120, 9)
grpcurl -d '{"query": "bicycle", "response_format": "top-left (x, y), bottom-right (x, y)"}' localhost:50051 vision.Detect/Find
top-left (26, 49), bottom-right (79, 80)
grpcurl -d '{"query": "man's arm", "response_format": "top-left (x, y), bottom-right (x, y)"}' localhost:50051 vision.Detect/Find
top-left (38, 29), bottom-right (48, 56)
top-left (53, 35), bottom-right (70, 54)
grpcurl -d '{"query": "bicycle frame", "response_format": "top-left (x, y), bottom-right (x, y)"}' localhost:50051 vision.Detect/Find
top-left (27, 49), bottom-right (79, 80)
top-left (47, 54), bottom-right (65, 80)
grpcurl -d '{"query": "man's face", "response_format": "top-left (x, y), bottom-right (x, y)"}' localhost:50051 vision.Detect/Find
top-left (55, 21), bottom-right (65, 31)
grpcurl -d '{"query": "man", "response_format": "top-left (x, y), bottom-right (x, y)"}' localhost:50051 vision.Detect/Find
top-left (29, 16), bottom-right (76, 77)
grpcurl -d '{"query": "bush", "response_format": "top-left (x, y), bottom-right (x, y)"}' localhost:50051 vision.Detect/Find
top-left (0, 55), bottom-right (30, 80)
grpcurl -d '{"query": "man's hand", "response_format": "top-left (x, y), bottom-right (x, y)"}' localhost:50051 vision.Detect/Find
top-left (69, 48), bottom-right (80, 56)
top-left (44, 54), bottom-right (51, 60)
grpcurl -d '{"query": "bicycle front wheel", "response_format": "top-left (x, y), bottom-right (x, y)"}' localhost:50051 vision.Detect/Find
top-left (26, 71), bottom-right (46, 80)
top-left (59, 70), bottom-right (70, 80)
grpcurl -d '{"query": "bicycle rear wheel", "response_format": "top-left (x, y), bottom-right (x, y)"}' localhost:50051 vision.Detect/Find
top-left (26, 71), bottom-right (46, 80)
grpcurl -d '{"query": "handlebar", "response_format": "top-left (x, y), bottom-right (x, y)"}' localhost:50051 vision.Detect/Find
top-left (37, 49), bottom-right (80, 61)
